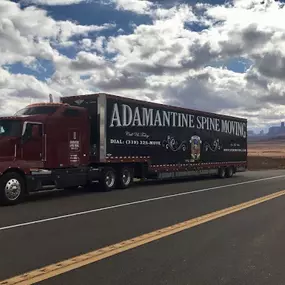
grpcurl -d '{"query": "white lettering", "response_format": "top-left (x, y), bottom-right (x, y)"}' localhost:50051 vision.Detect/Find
top-left (132, 107), bottom-right (142, 126)
top-left (162, 111), bottom-right (171, 127)
top-left (201, 116), bottom-right (207, 129)
top-left (181, 113), bottom-right (188, 128)
top-left (142, 108), bottom-right (153, 126)
top-left (196, 116), bottom-right (202, 129)
top-left (110, 103), bottom-right (121, 127)
top-left (122, 104), bottom-right (132, 127)
top-left (154, 110), bottom-right (162, 126)
top-left (221, 120), bottom-right (246, 137)
top-left (177, 113), bottom-right (182, 127)
top-left (221, 119), bottom-right (230, 134)
top-left (171, 112), bottom-right (177, 127)
top-left (215, 118), bottom-right (220, 131)
top-left (109, 103), bottom-right (246, 137)
top-left (189, 114), bottom-right (195, 128)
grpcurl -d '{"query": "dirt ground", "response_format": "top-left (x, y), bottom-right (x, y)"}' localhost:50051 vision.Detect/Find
top-left (247, 140), bottom-right (285, 170)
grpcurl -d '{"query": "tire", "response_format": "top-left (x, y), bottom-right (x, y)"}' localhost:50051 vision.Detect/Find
top-left (117, 167), bottom-right (134, 189)
top-left (218, 167), bottom-right (226, 178)
top-left (225, 167), bottom-right (234, 178)
top-left (0, 172), bottom-right (25, 206)
top-left (99, 167), bottom-right (117, 192)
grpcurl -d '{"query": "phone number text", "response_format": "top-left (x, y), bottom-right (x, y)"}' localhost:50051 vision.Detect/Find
top-left (110, 139), bottom-right (161, 146)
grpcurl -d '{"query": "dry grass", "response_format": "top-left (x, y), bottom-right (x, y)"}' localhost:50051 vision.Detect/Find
top-left (248, 140), bottom-right (285, 170)
top-left (248, 140), bottom-right (285, 157)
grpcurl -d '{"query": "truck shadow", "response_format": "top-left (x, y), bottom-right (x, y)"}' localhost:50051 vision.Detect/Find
top-left (24, 173), bottom-right (243, 204)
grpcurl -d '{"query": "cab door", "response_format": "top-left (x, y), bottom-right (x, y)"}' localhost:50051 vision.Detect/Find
top-left (21, 122), bottom-right (44, 166)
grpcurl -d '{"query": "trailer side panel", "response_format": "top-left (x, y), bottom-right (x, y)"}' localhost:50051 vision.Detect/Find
top-left (105, 96), bottom-right (247, 165)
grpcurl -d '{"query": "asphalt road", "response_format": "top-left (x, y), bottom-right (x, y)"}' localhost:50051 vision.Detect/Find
top-left (1, 170), bottom-right (285, 284)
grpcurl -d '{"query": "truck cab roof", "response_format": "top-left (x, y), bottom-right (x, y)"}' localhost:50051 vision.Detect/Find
top-left (14, 103), bottom-right (73, 117)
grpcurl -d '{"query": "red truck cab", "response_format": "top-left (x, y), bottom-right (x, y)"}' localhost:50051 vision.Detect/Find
top-left (0, 103), bottom-right (99, 205)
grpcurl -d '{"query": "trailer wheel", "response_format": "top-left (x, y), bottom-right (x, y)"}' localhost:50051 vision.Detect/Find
top-left (117, 167), bottom-right (133, 189)
top-left (225, 167), bottom-right (234, 178)
top-left (218, 167), bottom-right (226, 179)
top-left (0, 172), bottom-right (25, 205)
top-left (100, 167), bottom-right (116, 192)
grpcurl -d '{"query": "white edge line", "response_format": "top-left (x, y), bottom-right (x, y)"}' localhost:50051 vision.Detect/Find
top-left (1, 174), bottom-right (285, 232)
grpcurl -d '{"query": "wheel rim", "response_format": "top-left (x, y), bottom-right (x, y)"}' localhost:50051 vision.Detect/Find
top-left (122, 169), bottom-right (131, 186)
top-left (105, 171), bottom-right (115, 188)
top-left (5, 179), bottom-right (21, 201)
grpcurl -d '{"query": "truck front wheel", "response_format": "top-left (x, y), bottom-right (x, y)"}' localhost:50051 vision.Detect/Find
top-left (117, 167), bottom-right (133, 189)
top-left (0, 172), bottom-right (25, 205)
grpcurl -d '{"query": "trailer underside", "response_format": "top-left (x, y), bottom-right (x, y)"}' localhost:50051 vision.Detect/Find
top-left (24, 161), bottom-right (246, 193)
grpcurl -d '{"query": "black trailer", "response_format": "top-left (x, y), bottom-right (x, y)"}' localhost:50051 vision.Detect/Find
top-left (61, 93), bottom-right (247, 190)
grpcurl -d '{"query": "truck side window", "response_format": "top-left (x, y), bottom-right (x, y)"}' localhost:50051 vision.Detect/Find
top-left (23, 123), bottom-right (42, 141)
top-left (63, 109), bottom-right (80, 117)
top-left (37, 124), bottom-right (43, 136)
top-left (24, 124), bottom-right (32, 139)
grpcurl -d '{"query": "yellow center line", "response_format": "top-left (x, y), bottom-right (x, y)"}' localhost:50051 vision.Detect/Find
top-left (2, 189), bottom-right (285, 285)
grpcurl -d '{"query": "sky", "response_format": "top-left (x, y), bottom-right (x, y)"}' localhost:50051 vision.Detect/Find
top-left (1, 0), bottom-right (285, 133)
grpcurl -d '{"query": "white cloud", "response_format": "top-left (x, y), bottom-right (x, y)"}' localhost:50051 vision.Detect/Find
top-left (79, 36), bottom-right (107, 53)
top-left (0, 0), bottom-right (115, 65)
top-left (0, 0), bottom-right (114, 108)
top-left (0, 67), bottom-right (58, 115)
top-left (2, 0), bottom-right (285, 131)
top-left (24, 0), bottom-right (87, 5)
top-left (47, 0), bottom-right (285, 125)
top-left (70, 51), bottom-right (107, 70)
top-left (52, 51), bottom-right (109, 78)
top-left (113, 0), bottom-right (153, 14)
top-left (106, 5), bottom-right (199, 74)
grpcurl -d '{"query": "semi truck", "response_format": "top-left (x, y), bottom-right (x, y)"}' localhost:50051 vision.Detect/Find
top-left (0, 93), bottom-right (247, 205)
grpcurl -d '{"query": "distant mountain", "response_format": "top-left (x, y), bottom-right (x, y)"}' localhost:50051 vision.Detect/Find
top-left (248, 135), bottom-right (285, 143)
top-left (248, 122), bottom-right (285, 142)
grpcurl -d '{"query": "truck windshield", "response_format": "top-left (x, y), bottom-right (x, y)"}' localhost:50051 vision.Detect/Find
top-left (14, 106), bottom-right (58, 116)
top-left (0, 120), bottom-right (22, 137)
